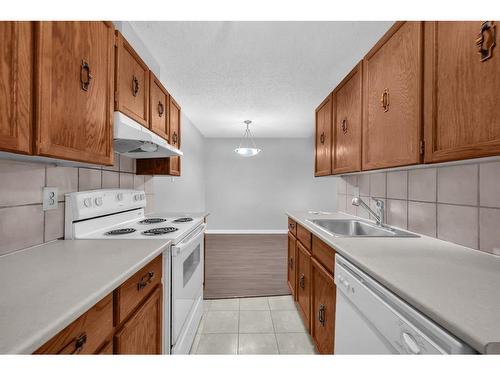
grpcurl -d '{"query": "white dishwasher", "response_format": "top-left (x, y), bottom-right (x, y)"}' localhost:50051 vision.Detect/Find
top-left (334, 255), bottom-right (475, 354)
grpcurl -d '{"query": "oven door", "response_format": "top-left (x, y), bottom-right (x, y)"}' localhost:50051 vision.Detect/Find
top-left (171, 223), bottom-right (205, 346)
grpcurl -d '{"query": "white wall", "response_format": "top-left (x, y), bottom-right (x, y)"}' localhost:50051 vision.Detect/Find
top-left (153, 113), bottom-right (206, 213)
top-left (204, 138), bottom-right (337, 231)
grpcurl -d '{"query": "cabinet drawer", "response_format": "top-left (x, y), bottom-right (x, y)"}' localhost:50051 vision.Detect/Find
top-left (312, 236), bottom-right (335, 274)
top-left (114, 255), bottom-right (162, 325)
top-left (288, 218), bottom-right (297, 236)
top-left (296, 224), bottom-right (312, 250)
top-left (35, 293), bottom-right (113, 354)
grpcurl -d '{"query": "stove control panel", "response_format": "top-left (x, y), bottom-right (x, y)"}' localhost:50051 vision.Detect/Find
top-left (65, 189), bottom-right (147, 221)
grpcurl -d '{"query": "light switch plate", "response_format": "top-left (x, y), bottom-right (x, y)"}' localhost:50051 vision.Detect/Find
top-left (43, 187), bottom-right (58, 211)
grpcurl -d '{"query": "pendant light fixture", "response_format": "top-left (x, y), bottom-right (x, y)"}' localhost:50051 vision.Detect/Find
top-left (234, 120), bottom-right (262, 157)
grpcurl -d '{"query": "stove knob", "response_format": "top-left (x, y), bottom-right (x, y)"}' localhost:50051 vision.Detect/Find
top-left (134, 194), bottom-right (139, 201)
top-left (83, 198), bottom-right (92, 208)
top-left (141, 194), bottom-right (146, 200)
top-left (94, 197), bottom-right (103, 206)
top-left (116, 193), bottom-right (123, 201)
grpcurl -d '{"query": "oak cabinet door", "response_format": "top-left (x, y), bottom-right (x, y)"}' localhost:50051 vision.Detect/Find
top-left (311, 258), bottom-right (336, 354)
top-left (287, 232), bottom-right (297, 299)
top-left (332, 62), bottom-right (362, 174)
top-left (115, 31), bottom-right (149, 127)
top-left (115, 286), bottom-right (162, 354)
top-left (35, 21), bottom-right (114, 165)
top-left (424, 21), bottom-right (500, 162)
top-left (362, 22), bottom-right (423, 170)
top-left (168, 97), bottom-right (181, 175)
top-left (0, 22), bottom-right (33, 155)
top-left (149, 71), bottom-right (169, 140)
top-left (296, 241), bottom-right (311, 331)
top-left (315, 94), bottom-right (333, 176)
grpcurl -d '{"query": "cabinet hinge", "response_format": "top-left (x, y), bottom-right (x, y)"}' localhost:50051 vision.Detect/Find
top-left (419, 140), bottom-right (425, 155)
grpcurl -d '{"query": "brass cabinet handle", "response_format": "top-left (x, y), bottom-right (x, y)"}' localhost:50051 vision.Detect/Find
top-left (158, 101), bottom-right (164, 117)
top-left (476, 21), bottom-right (496, 62)
top-left (132, 76), bottom-right (140, 97)
top-left (318, 304), bottom-right (326, 327)
top-left (137, 271), bottom-right (155, 290)
top-left (59, 333), bottom-right (87, 354)
top-left (341, 118), bottom-right (348, 135)
top-left (80, 60), bottom-right (92, 92)
top-left (380, 88), bottom-right (390, 112)
top-left (289, 257), bottom-right (294, 270)
top-left (299, 273), bottom-right (305, 289)
top-left (320, 132), bottom-right (325, 144)
top-left (289, 222), bottom-right (295, 230)
top-left (172, 132), bottom-right (178, 145)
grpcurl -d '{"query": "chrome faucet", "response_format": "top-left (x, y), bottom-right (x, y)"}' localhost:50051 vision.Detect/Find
top-left (351, 197), bottom-right (385, 226)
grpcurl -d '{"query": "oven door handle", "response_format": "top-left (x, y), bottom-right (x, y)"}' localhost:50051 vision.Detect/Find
top-left (172, 224), bottom-right (206, 257)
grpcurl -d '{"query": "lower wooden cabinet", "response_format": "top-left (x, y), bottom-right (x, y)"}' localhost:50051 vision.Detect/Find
top-left (296, 241), bottom-right (312, 331)
top-left (311, 258), bottom-right (336, 354)
top-left (289, 218), bottom-right (337, 354)
top-left (35, 256), bottom-right (163, 355)
top-left (287, 232), bottom-right (297, 298)
top-left (114, 286), bottom-right (162, 354)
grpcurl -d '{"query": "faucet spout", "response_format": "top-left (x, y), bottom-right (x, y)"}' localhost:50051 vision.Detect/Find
top-left (351, 196), bottom-right (385, 226)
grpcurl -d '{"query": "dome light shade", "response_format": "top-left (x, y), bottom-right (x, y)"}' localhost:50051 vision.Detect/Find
top-left (234, 120), bottom-right (261, 157)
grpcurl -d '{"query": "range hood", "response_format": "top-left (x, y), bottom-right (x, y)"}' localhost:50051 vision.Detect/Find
top-left (113, 112), bottom-right (183, 158)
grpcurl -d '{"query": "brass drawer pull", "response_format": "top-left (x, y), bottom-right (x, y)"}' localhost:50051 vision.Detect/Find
top-left (289, 223), bottom-right (295, 230)
top-left (172, 132), bottom-right (178, 145)
top-left (318, 304), bottom-right (326, 326)
top-left (137, 271), bottom-right (155, 290)
top-left (59, 333), bottom-right (87, 354)
top-left (380, 88), bottom-right (390, 112)
top-left (80, 60), bottom-right (92, 92)
top-left (299, 274), bottom-right (305, 289)
top-left (341, 118), bottom-right (348, 135)
top-left (476, 21), bottom-right (496, 62)
top-left (132, 76), bottom-right (140, 97)
top-left (158, 101), bottom-right (164, 117)
top-left (320, 132), bottom-right (325, 144)
top-left (289, 257), bottom-right (294, 270)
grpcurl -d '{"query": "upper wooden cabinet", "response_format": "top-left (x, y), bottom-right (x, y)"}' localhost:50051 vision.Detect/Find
top-left (315, 94), bottom-right (333, 176)
top-left (332, 62), bottom-right (363, 174)
top-left (424, 21), bottom-right (500, 163)
top-left (115, 31), bottom-right (149, 127)
top-left (168, 97), bottom-right (181, 176)
top-left (34, 22), bottom-right (114, 165)
top-left (0, 22), bottom-right (33, 155)
top-left (362, 21), bottom-right (423, 170)
top-left (149, 71), bottom-right (170, 140)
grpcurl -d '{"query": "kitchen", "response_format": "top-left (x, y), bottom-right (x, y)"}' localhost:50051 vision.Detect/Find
top-left (1, 1), bottom-right (500, 374)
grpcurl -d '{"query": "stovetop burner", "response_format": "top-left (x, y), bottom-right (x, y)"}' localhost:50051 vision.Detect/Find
top-left (142, 227), bottom-right (179, 236)
top-left (173, 217), bottom-right (194, 223)
top-left (105, 228), bottom-right (137, 236)
top-left (138, 218), bottom-right (167, 224)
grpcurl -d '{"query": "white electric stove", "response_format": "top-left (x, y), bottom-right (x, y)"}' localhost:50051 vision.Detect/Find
top-left (64, 189), bottom-right (205, 355)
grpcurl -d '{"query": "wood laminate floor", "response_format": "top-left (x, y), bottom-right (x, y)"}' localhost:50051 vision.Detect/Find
top-left (204, 234), bottom-right (289, 299)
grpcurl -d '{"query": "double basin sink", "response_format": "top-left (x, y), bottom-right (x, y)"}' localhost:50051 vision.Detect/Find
top-left (308, 219), bottom-right (419, 238)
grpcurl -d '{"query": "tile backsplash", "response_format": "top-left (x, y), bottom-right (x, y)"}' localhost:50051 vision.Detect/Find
top-left (0, 154), bottom-right (155, 256)
top-left (337, 160), bottom-right (500, 255)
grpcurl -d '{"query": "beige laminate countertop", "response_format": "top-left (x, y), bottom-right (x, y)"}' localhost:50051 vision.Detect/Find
top-left (286, 211), bottom-right (500, 354)
top-left (0, 239), bottom-right (170, 354)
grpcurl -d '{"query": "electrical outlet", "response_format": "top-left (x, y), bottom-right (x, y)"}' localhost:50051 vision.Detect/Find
top-left (353, 186), bottom-right (360, 197)
top-left (43, 187), bottom-right (58, 211)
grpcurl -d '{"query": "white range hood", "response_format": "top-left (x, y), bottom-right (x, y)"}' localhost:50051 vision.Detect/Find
top-left (113, 112), bottom-right (183, 158)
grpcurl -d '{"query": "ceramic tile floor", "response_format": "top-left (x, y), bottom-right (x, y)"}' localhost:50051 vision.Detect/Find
top-left (190, 295), bottom-right (317, 355)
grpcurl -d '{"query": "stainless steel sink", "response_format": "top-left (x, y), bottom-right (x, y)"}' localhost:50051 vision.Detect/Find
top-left (307, 219), bottom-right (419, 238)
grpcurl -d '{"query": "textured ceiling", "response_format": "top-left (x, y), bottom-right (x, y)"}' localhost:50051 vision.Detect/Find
top-left (130, 21), bottom-right (393, 138)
